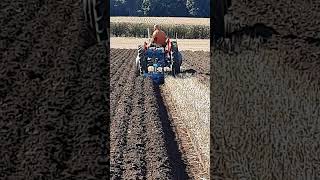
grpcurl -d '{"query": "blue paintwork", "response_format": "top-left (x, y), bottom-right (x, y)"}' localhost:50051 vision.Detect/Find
top-left (145, 47), bottom-right (168, 68)
top-left (142, 47), bottom-right (167, 85)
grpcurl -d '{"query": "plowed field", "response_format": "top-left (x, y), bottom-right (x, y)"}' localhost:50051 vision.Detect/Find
top-left (110, 48), bottom-right (210, 179)
top-left (1, 1), bottom-right (108, 179)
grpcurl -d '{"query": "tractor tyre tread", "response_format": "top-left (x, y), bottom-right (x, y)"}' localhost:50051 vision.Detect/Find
top-left (172, 50), bottom-right (180, 76)
top-left (82, 0), bottom-right (107, 43)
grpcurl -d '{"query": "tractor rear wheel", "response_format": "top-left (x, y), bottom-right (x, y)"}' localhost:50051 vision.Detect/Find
top-left (136, 46), bottom-right (147, 76)
top-left (141, 58), bottom-right (148, 74)
top-left (82, 0), bottom-right (107, 43)
top-left (135, 60), bottom-right (141, 77)
top-left (171, 51), bottom-right (180, 76)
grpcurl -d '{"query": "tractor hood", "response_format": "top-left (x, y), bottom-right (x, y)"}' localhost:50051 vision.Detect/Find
top-left (145, 47), bottom-right (165, 58)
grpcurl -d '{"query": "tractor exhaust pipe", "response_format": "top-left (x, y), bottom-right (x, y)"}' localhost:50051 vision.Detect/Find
top-left (175, 32), bottom-right (178, 42)
top-left (147, 28), bottom-right (150, 41)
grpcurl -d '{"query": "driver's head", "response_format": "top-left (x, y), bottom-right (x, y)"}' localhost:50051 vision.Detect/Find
top-left (154, 24), bottom-right (160, 31)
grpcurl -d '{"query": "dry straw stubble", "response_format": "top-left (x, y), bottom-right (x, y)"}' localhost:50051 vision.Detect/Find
top-left (163, 76), bottom-right (210, 175)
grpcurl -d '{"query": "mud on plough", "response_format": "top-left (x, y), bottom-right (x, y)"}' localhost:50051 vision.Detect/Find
top-left (135, 31), bottom-right (182, 85)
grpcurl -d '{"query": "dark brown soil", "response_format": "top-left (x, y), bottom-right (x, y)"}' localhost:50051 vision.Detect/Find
top-left (229, 0), bottom-right (320, 39)
top-left (109, 48), bottom-right (209, 179)
top-left (212, 1), bottom-right (320, 179)
top-left (1, 1), bottom-right (108, 179)
top-left (180, 50), bottom-right (210, 83)
top-left (109, 48), bottom-right (188, 179)
top-left (227, 0), bottom-right (320, 73)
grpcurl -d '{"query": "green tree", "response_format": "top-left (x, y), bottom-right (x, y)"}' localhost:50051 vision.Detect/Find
top-left (198, 0), bottom-right (210, 17)
top-left (186, 0), bottom-right (199, 16)
top-left (110, 0), bottom-right (209, 17)
top-left (111, 0), bottom-right (127, 15)
top-left (142, 0), bottom-right (151, 16)
top-left (148, 0), bottom-right (167, 16)
top-left (166, 0), bottom-right (188, 16)
top-left (125, 0), bottom-right (136, 16)
top-left (135, 0), bottom-right (144, 16)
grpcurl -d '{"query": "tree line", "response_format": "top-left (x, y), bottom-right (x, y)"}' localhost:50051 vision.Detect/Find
top-left (110, 0), bottom-right (210, 17)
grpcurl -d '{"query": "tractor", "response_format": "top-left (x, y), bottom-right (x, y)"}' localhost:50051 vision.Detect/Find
top-left (82, 0), bottom-right (108, 45)
top-left (135, 30), bottom-right (182, 84)
top-left (213, 0), bottom-right (232, 47)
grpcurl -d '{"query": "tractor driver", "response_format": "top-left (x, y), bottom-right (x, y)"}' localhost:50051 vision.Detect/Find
top-left (148, 24), bottom-right (167, 48)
